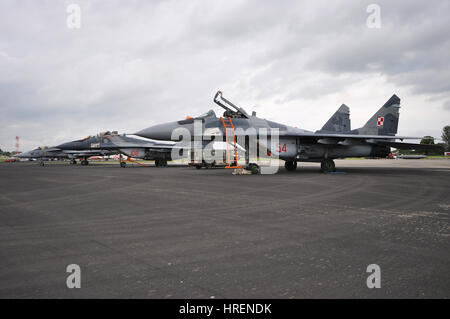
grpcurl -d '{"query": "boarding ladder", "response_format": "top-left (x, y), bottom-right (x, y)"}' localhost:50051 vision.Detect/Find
top-left (220, 117), bottom-right (241, 169)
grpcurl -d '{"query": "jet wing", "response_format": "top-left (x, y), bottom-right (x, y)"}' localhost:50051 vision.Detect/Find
top-left (62, 150), bottom-right (112, 155)
top-left (280, 132), bottom-right (423, 140)
top-left (279, 132), bottom-right (438, 150)
top-left (101, 135), bottom-right (177, 150)
top-left (365, 141), bottom-right (443, 150)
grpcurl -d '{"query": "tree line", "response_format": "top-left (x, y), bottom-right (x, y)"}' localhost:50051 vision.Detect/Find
top-left (398, 126), bottom-right (449, 156)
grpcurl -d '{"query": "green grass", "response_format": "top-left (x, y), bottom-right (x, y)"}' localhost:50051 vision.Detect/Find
top-left (425, 156), bottom-right (450, 159)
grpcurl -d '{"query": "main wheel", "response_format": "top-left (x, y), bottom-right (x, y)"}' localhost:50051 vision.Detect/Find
top-left (248, 163), bottom-right (260, 174)
top-left (71, 159), bottom-right (77, 165)
top-left (120, 161), bottom-right (126, 168)
top-left (195, 164), bottom-right (202, 169)
top-left (284, 160), bottom-right (297, 171)
top-left (320, 159), bottom-right (336, 173)
top-left (155, 159), bottom-right (167, 167)
top-left (158, 159), bottom-right (168, 168)
top-left (81, 160), bottom-right (89, 166)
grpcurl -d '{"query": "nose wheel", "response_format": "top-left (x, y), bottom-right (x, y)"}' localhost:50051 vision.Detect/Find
top-left (320, 159), bottom-right (336, 173)
top-left (247, 163), bottom-right (260, 174)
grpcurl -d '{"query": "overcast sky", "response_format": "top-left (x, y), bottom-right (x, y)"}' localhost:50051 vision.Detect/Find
top-left (1, 0), bottom-right (449, 151)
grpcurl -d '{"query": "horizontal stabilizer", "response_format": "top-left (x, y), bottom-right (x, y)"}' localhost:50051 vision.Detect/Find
top-left (370, 141), bottom-right (443, 151)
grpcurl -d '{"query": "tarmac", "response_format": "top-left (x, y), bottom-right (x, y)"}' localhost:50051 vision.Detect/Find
top-left (0, 159), bottom-right (449, 298)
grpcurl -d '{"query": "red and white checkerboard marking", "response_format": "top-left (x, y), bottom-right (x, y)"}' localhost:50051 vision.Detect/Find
top-left (377, 116), bottom-right (384, 127)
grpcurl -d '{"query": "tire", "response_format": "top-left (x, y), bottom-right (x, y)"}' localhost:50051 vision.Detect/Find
top-left (248, 163), bottom-right (260, 174)
top-left (284, 160), bottom-right (297, 171)
top-left (195, 164), bottom-right (202, 169)
top-left (320, 159), bottom-right (336, 173)
top-left (155, 159), bottom-right (160, 167)
top-left (159, 160), bottom-right (168, 168)
top-left (120, 161), bottom-right (126, 168)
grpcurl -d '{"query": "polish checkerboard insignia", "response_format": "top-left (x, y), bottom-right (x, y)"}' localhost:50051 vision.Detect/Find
top-left (377, 116), bottom-right (384, 127)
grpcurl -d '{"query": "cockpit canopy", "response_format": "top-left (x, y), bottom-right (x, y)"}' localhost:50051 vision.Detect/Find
top-left (196, 110), bottom-right (217, 119)
top-left (80, 131), bottom-right (119, 141)
top-left (98, 131), bottom-right (118, 137)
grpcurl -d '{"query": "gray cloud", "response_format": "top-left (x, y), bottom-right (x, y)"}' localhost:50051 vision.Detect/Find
top-left (444, 101), bottom-right (450, 111)
top-left (0, 0), bottom-right (449, 151)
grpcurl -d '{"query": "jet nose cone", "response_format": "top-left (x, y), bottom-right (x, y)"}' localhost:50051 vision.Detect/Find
top-left (135, 121), bottom-right (186, 141)
top-left (15, 151), bottom-right (29, 158)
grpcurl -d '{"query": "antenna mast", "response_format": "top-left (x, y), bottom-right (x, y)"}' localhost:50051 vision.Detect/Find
top-left (15, 136), bottom-right (19, 154)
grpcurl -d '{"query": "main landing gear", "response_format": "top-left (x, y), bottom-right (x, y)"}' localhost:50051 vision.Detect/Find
top-left (320, 159), bottom-right (336, 173)
top-left (155, 159), bottom-right (168, 168)
top-left (283, 159), bottom-right (336, 173)
top-left (284, 160), bottom-right (297, 171)
top-left (80, 159), bottom-right (89, 166)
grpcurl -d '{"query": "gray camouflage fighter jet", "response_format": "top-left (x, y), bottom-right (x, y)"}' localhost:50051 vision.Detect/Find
top-left (14, 146), bottom-right (117, 166)
top-left (56, 131), bottom-right (176, 167)
top-left (14, 147), bottom-right (69, 165)
top-left (135, 91), bottom-right (437, 173)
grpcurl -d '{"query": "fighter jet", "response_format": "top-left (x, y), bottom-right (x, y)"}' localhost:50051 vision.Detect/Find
top-left (56, 131), bottom-right (176, 167)
top-left (14, 146), bottom-right (70, 166)
top-left (13, 146), bottom-right (115, 166)
top-left (135, 91), bottom-right (438, 173)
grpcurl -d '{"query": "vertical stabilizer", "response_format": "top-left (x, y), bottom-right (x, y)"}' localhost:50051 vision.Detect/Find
top-left (316, 104), bottom-right (351, 133)
top-left (351, 95), bottom-right (400, 136)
